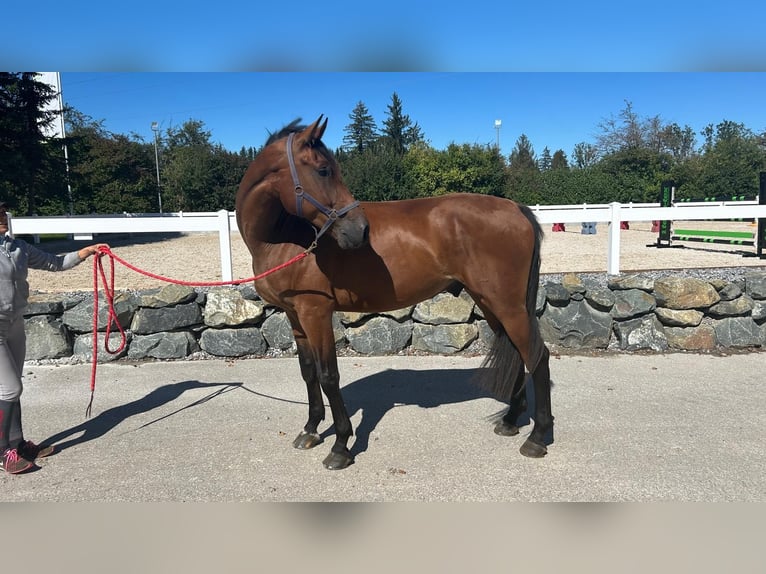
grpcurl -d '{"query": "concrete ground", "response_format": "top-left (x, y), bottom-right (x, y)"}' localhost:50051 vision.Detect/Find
top-left (2, 352), bottom-right (764, 501)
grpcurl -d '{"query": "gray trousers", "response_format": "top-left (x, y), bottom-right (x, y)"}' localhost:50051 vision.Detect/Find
top-left (0, 313), bottom-right (25, 401)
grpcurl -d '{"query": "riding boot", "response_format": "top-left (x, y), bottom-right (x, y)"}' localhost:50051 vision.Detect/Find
top-left (0, 399), bottom-right (34, 473)
top-left (0, 399), bottom-right (11, 453)
top-left (8, 399), bottom-right (22, 449)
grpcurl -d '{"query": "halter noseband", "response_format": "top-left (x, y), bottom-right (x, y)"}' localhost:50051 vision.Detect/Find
top-left (286, 132), bottom-right (360, 244)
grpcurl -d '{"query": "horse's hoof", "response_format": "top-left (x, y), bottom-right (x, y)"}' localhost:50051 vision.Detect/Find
top-left (520, 438), bottom-right (547, 458)
top-left (293, 431), bottom-right (322, 450)
top-left (494, 421), bottom-right (520, 436)
top-left (323, 451), bottom-right (354, 470)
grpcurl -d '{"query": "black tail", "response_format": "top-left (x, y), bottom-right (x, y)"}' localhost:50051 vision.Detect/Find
top-left (478, 204), bottom-right (545, 402)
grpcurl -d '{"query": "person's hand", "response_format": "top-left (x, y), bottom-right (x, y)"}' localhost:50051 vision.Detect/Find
top-left (78, 243), bottom-right (109, 260)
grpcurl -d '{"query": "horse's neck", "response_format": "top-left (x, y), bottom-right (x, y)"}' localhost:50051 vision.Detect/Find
top-left (245, 190), bottom-right (311, 248)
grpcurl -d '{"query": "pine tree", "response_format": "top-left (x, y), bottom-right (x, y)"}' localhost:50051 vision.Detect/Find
top-left (382, 92), bottom-right (423, 154)
top-left (0, 72), bottom-right (63, 214)
top-left (342, 101), bottom-right (377, 153)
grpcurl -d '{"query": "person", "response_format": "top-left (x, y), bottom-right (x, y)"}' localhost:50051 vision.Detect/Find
top-left (0, 201), bottom-right (107, 474)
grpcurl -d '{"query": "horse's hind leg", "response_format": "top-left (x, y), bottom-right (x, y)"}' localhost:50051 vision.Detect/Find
top-left (519, 345), bottom-right (553, 458)
top-left (493, 365), bottom-right (528, 436)
top-left (492, 308), bottom-right (553, 457)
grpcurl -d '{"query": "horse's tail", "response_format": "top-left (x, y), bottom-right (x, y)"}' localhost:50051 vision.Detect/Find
top-left (478, 203), bottom-right (545, 402)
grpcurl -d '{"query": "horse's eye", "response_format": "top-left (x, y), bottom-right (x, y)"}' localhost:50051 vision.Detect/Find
top-left (317, 167), bottom-right (330, 177)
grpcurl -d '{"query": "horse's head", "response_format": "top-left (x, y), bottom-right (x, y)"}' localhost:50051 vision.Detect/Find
top-left (268, 116), bottom-right (369, 250)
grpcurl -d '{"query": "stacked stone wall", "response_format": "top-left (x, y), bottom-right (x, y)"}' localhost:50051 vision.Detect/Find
top-left (24, 271), bottom-right (766, 362)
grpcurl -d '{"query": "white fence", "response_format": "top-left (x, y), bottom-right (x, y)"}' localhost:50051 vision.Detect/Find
top-left (8, 202), bottom-right (766, 278)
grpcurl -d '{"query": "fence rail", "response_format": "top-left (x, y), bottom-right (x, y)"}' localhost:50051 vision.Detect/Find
top-left (8, 202), bottom-right (766, 277)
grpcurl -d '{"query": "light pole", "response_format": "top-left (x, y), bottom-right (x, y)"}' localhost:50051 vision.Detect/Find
top-left (494, 119), bottom-right (502, 150)
top-left (151, 122), bottom-right (163, 214)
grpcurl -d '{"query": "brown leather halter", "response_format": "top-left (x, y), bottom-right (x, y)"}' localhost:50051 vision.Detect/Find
top-left (286, 132), bottom-right (360, 244)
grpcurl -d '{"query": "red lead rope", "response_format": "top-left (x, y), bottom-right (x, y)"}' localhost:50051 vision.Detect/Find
top-left (84, 244), bottom-right (312, 417)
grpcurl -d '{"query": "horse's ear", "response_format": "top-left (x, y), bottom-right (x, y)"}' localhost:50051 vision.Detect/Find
top-left (298, 115), bottom-right (327, 146)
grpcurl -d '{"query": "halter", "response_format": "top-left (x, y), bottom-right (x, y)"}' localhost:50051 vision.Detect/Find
top-left (286, 132), bottom-right (360, 244)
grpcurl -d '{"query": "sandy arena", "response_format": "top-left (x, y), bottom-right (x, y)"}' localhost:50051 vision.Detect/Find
top-left (25, 219), bottom-right (766, 293)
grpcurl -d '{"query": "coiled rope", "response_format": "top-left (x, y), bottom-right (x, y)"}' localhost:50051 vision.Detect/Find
top-left (85, 244), bottom-right (313, 417)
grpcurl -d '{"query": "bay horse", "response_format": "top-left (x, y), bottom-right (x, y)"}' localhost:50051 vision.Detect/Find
top-left (235, 116), bottom-right (553, 470)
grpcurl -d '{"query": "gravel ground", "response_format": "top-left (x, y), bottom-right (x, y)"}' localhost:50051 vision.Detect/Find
top-left (23, 218), bottom-right (766, 294)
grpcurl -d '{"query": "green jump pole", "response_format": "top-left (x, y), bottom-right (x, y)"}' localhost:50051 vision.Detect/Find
top-left (657, 180), bottom-right (674, 247)
top-left (759, 172), bottom-right (766, 258)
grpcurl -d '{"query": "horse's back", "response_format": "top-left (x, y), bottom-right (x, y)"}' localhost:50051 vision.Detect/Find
top-left (361, 193), bottom-right (537, 258)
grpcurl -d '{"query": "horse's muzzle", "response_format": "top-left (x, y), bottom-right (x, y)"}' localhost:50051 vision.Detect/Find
top-left (333, 209), bottom-right (370, 250)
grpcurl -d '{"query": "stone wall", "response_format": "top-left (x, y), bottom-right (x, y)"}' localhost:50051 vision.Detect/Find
top-left (24, 271), bottom-right (766, 362)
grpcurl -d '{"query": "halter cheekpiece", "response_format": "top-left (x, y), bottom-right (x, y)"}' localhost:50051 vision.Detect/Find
top-left (286, 132), bottom-right (360, 244)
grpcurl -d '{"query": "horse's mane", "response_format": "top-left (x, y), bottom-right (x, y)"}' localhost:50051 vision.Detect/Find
top-left (265, 119), bottom-right (305, 146)
top-left (265, 118), bottom-right (335, 163)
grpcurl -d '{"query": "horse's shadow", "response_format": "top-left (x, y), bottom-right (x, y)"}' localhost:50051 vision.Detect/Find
top-left (42, 381), bottom-right (243, 453)
top-left (324, 368), bottom-right (538, 458)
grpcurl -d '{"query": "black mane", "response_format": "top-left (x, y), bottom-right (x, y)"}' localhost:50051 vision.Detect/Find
top-left (265, 118), bottom-right (335, 163)
top-left (265, 118), bottom-right (305, 146)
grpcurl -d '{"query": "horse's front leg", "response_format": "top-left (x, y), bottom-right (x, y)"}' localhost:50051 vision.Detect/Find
top-left (291, 332), bottom-right (325, 451)
top-left (293, 305), bottom-right (354, 470)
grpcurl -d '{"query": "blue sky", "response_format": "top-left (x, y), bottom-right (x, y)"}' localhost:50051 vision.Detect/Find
top-left (4, 2), bottom-right (766, 72)
top-left (56, 73), bottom-right (766, 159)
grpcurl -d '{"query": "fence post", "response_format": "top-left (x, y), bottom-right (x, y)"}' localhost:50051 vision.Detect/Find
top-left (217, 209), bottom-right (233, 282)
top-left (607, 202), bottom-right (621, 275)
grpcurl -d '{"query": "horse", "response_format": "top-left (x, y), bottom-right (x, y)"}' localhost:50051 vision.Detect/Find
top-left (235, 115), bottom-right (553, 470)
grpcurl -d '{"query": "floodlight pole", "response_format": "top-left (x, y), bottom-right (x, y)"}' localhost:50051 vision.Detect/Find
top-left (151, 122), bottom-right (163, 214)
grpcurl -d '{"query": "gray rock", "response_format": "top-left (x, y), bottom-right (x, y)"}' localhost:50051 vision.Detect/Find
top-left (62, 293), bottom-right (138, 333)
top-left (665, 325), bottom-right (716, 351)
top-left (713, 317), bottom-right (764, 348)
top-left (717, 283), bottom-right (742, 301)
top-left (610, 289), bottom-right (656, 320)
top-left (412, 323), bottom-right (478, 354)
top-left (137, 284), bottom-right (198, 308)
top-left (540, 300), bottom-right (612, 349)
top-left (653, 277), bottom-right (720, 310)
top-left (128, 332), bottom-right (200, 359)
top-left (707, 295), bottom-right (754, 318)
top-left (203, 288), bottom-right (264, 327)
top-left (607, 274), bottom-right (655, 292)
top-left (346, 317), bottom-right (413, 355)
top-left (654, 308), bottom-right (704, 327)
top-left (130, 302), bottom-right (203, 335)
top-left (613, 315), bottom-right (668, 351)
top-left (73, 332), bottom-right (131, 362)
top-left (199, 327), bottom-right (267, 357)
top-left (585, 288), bottom-right (614, 312)
top-left (413, 292), bottom-right (474, 325)
top-left (24, 315), bottom-right (71, 360)
top-left (544, 282), bottom-right (570, 306)
top-left (744, 272), bottom-right (766, 300)
top-left (260, 312), bottom-right (295, 351)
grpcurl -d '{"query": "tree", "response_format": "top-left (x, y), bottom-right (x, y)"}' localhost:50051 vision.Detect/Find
top-left (538, 147), bottom-right (552, 171)
top-left (509, 134), bottom-right (538, 171)
top-left (381, 92), bottom-right (423, 154)
top-left (551, 149), bottom-right (569, 170)
top-left (342, 101), bottom-right (377, 153)
top-left (691, 120), bottom-right (765, 200)
top-left (572, 142), bottom-right (599, 169)
top-left (406, 143), bottom-right (506, 197)
top-left (0, 72), bottom-right (66, 215)
top-left (64, 108), bottom-right (157, 213)
top-left (596, 100), bottom-right (645, 154)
